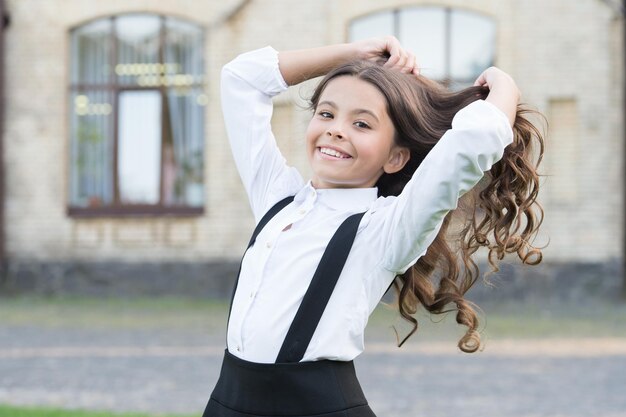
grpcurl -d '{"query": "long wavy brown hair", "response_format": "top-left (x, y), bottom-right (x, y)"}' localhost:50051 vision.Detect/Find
top-left (309, 61), bottom-right (545, 353)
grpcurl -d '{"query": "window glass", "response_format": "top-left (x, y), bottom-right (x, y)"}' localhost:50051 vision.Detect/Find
top-left (117, 90), bottom-right (162, 204)
top-left (163, 87), bottom-right (205, 207)
top-left (71, 19), bottom-right (112, 85)
top-left (399, 7), bottom-right (446, 80)
top-left (69, 90), bottom-right (114, 207)
top-left (164, 19), bottom-right (204, 84)
top-left (450, 10), bottom-right (495, 82)
top-left (349, 10), bottom-right (394, 40)
top-left (115, 15), bottom-right (162, 87)
top-left (162, 20), bottom-right (205, 207)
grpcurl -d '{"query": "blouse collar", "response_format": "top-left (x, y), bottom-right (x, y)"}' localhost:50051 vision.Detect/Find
top-left (294, 180), bottom-right (378, 211)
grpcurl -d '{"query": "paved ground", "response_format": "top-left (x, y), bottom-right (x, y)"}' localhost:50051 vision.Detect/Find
top-left (0, 303), bottom-right (625, 417)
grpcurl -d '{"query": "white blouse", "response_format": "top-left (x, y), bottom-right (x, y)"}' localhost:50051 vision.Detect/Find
top-left (221, 46), bottom-right (514, 363)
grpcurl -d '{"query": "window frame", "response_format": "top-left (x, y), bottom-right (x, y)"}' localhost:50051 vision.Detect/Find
top-left (67, 13), bottom-right (205, 218)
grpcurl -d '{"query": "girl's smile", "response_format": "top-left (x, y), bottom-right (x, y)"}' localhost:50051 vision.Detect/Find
top-left (316, 146), bottom-right (353, 159)
top-left (306, 76), bottom-right (409, 189)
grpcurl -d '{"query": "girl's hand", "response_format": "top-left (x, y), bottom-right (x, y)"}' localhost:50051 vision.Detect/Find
top-left (473, 67), bottom-right (518, 94)
top-left (473, 67), bottom-right (520, 126)
top-left (354, 36), bottom-right (420, 75)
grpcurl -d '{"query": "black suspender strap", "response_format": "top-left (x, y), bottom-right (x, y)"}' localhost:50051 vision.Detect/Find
top-left (226, 196), bottom-right (295, 335)
top-left (247, 196), bottom-right (296, 249)
top-left (275, 211), bottom-right (366, 363)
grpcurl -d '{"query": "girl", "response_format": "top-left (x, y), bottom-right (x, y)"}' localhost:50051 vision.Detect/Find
top-left (203, 36), bottom-right (544, 417)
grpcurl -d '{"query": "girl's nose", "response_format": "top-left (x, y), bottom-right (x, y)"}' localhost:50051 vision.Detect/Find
top-left (326, 127), bottom-right (344, 139)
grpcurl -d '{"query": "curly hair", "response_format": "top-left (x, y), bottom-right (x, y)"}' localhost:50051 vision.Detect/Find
top-left (309, 61), bottom-right (545, 353)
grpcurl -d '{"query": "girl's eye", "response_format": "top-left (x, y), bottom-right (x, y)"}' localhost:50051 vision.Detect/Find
top-left (354, 121), bottom-right (370, 129)
top-left (318, 111), bottom-right (333, 118)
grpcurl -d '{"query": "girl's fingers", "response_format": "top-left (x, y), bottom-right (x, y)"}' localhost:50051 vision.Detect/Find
top-left (410, 52), bottom-right (421, 76)
top-left (384, 49), bottom-right (409, 71)
top-left (395, 53), bottom-right (409, 71)
top-left (383, 52), bottom-right (400, 68)
top-left (383, 43), bottom-right (403, 68)
top-left (473, 71), bottom-right (487, 87)
top-left (374, 35), bottom-right (419, 74)
top-left (384, 35), bottom-right (401, 53)
top-left (403, 52), bottom-right (417, 74)
top-left (382, 36), bottom-right (408, 70)
top-left (473, 67), bottom-right (501, 87)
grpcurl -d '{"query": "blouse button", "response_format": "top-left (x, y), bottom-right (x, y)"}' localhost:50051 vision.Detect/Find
top-left (236, 346), bottom-right (241, 352)
top-left (299, 209), bottom-right (306, 215)
top-left (266, 241), bottom-right (272, 248)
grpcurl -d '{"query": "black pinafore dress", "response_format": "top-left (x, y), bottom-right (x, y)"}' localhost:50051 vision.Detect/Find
top-left (203, 196), bottom-right (377, 417)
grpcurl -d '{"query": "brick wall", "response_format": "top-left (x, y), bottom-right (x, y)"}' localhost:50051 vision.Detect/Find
top-left (1, 0), bottom-right (623, 293)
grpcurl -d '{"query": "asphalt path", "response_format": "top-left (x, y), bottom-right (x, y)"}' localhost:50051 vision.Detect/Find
top-left (0, 324), bottom-right (625, 417)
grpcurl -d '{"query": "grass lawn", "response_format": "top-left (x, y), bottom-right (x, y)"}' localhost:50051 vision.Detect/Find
top-left (0, 404), bottom-right (195, 417)
top-left (0, 296), bottom-right (226, 331)
top-left (369, 296), bottom-right (626, 341)
top-left (0, 294), bottom-right (625, 340)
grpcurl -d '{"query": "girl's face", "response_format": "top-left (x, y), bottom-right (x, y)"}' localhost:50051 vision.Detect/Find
top-left (306, 76), bottom-right (409, 189)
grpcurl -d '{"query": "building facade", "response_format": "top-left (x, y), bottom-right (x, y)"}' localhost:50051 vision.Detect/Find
top-left (0, 0), bottom-right (623, 298)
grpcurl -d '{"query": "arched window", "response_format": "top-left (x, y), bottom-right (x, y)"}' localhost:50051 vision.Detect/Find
top-left (68, 14), bottom-right (205, 216)
top-left (349, 7), bottom-right (496, 88)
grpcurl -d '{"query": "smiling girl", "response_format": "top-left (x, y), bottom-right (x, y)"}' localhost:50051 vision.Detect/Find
top-left (203, 36), bottom-right (544, 417)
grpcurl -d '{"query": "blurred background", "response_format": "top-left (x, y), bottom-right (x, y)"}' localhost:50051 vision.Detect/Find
top-left (0, 0), bottom-right (624, 417)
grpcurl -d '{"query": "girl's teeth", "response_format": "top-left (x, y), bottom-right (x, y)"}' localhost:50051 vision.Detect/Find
top-left (320, 147), bottom-right (349, 158)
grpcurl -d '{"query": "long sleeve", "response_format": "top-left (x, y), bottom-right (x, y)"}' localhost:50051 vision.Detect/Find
top-left (220, 46), bottom-right (304, 222)
top-left (368, 100), bottom-right (514, 274)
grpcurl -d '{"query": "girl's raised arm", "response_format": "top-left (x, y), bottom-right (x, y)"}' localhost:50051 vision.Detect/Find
top-left (221, 47), bottom-right (303, 221)
top-left (368, 77), bottom-right (518, 276)
top-left (278, 36), bottom-right (419, 86)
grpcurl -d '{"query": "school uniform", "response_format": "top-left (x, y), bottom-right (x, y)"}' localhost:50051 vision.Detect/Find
top-left (202, 47), bottom-right (514, 416)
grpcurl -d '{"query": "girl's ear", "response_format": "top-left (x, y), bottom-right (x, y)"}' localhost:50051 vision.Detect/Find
top-left (383, 146), bottom-right (410, 174)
